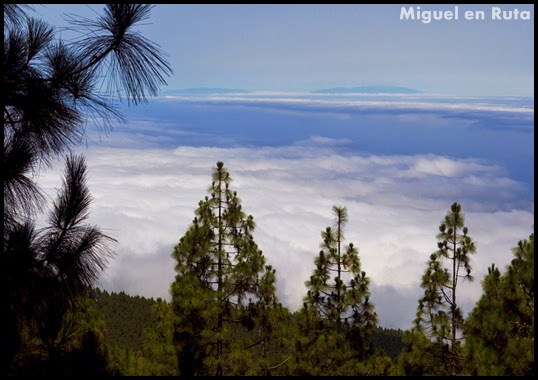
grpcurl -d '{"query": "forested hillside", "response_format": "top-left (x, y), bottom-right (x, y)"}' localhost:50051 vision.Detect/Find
top-left (91, 289), bottom-right (157, 350)
top-left (88, 288), bottom-right (406, 372)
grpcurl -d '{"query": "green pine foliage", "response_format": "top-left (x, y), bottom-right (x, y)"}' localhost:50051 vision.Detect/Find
top-left (91, 288), bottom-right (157, 350)
top-left (138, 299), bottom-right (178, 376)
top-left (462, 233), bottom-right (534, 376)
top-left (6, 291), bottom-right (117, 376)
top-left (170, 161), bottom-right (281, 376)
top-left (390, 328), bottom-right (446, 376)
top-left (304, 206), bottom-right (377, 334)
top-left (294, 205), bottom-right (381, 375)
top-left (367, 326), bottom-right (406, 359)
top-left (410, 202), bottom-right (477, 376)
top-left (88, 289), bottom-right (179, 375)
top-left (106, 297), bottom-right (179, 376)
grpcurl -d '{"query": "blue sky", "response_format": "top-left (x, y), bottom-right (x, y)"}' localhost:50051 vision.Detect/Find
top-left (36, 4), bottom-right (534, 95)
top-left (31, 5), bottom-right (535, 329)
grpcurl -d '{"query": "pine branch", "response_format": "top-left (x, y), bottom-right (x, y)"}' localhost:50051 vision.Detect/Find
top-left (264, 355), bottom-right (292, 371)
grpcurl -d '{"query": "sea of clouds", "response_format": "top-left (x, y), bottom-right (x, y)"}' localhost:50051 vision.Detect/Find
top-left (35, 93), bottom-right (533, 329)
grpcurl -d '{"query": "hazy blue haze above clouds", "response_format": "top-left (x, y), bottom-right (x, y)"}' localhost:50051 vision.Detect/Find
top-left (35, 4), bottom-right (534, 95)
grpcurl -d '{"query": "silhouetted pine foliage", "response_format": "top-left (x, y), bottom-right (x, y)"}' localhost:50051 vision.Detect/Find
top-left (3, 4), bottom-right (171, 375)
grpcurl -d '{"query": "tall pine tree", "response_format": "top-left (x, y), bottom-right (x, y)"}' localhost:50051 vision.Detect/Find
top-left (305, 206), bottom-right (376, 334)
top-left (298, 205), bottom-right (377, 374)
top-left (170, 161), bottom-right (279, 376)
top-left (412, 202), bottom-right (476, 376)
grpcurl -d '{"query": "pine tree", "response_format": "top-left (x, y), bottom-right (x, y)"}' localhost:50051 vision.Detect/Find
top-left (4, 155), bottom-right (116, 374)
top-left (3, 4), bottom-right (171, 374)
top-left (412, 202), bottom-right (477, 376)
top-left (391, 328), bottom-right (446, 376)
top-left (463, 233), bottom-right (534, 376)
top-left (305, 206), bottom-right (376, 333)
top-left (138, 299), bottom-right (178, 376)
top-left (298, 205), bottom-right (377, 374)
top-left (170, 161), bottom-right (279, 376)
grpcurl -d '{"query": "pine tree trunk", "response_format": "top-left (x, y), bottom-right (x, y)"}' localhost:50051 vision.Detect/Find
top-left (450, 227), bottom-right (457, 376)
top-left (216, 174), bottom-right (223, 376)
top-left (336, 222), bottom-right (342, 331)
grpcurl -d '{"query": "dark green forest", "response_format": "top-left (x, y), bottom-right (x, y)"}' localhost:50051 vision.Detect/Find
top-left (3, 4), bottom-right (534, 376)
top-left (85, 289), bottom-right (405, 375)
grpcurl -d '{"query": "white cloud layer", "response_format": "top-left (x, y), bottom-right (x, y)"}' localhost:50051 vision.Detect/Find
top-left (37, 139), bottom-right (533, 329)
top-left (162, 94), bottom-right (534, 114)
